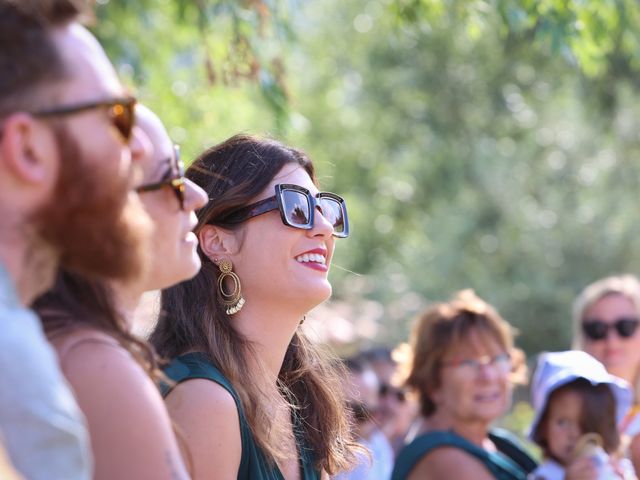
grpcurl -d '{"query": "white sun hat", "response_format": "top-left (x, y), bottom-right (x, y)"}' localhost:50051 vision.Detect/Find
top-left (528, 350), bottom-right (633, 440)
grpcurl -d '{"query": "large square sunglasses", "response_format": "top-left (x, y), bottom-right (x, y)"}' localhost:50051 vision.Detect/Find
top-left (135, 145), bottom-right (187, 210)
top-left (221, 183), bottom-right (349, 238)
top-left (32, 96), bottom-right (136, 143)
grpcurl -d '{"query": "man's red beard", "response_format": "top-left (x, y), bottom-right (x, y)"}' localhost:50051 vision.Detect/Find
top-left (33, 123), bottom-right (152, 282)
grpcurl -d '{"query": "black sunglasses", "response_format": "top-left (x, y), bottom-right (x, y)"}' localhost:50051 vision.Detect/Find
top-left (379, 384), bottom-right (407, 403)
top-left (32, 96), bottom-right (137, 142)
top-left (582, 317), bottom-right (640, 341)
top-left (136, 145), bottom-right (186, 210)
top-left (221, 183), bottom-right (349, 238)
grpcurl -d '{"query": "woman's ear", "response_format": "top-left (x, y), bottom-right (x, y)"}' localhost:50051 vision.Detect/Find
top-left (198, 225), bottom-right (239, 263)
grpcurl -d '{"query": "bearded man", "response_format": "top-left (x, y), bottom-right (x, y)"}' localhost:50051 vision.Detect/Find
top-left (0, 1), bottom-right (153, 478)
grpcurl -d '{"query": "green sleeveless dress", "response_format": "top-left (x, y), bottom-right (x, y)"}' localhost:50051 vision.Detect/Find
top-left (391, 429), bottom-right (537, 480)
top-left (162, 352), bottom-right (321, 480)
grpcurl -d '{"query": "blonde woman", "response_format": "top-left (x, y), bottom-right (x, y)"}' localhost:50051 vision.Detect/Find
top-left (573, 274), bottom-right (640, 471)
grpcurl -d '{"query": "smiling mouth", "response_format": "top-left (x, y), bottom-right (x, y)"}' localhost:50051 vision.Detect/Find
top-left (474, 392), bottom-right (501, 403)
top-left (295, 253), bottom-right (326, 265)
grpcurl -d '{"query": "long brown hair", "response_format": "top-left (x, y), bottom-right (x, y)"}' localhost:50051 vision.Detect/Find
top-left (150, 134), bottom-right (358, 475)
top-left (32, 270), bottom-right (159, 381)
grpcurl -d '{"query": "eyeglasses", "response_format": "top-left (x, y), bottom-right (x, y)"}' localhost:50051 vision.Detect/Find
top-left (379, 383), bottom-right (407, 403)
top-left (441, 352), bottom-right (512, 375)
top-left (32, 96), bottom-right (137, 143)
top-left (582, 317), bottom-right (640, 341)
top-left (136, 145), bottom-right (187, 210)
top-left (221, 183), bottom-right (350, 238)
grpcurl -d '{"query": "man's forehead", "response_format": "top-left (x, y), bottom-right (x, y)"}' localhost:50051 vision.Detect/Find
top-left (51, 23), bottom-right (124, 101)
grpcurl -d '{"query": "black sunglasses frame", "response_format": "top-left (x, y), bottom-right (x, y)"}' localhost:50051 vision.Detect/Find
top-left (379, 383), bottom-right (407, 403)
top-left (221, 183), bottom-right (349, 238)
top-left (135, 145), bottom-right (186, 210)
top-left (582, 317), bottom-right (640, 341)
top-left (32, 96), bottom-right (137, 142)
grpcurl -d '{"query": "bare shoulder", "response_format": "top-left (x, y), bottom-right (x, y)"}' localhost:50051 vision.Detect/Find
top-left (56, 330), bottom-right (154, 397)
top-left (55, 329), bottom-right (189, 480)
top-left (165, 378), bottom-right (240, 439)
top-left (407, 446), bottom-right (496, 480)
top-left (165, 379), bottom-right (241, 480)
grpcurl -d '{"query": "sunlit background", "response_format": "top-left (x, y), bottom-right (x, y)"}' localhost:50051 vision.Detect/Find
top-left (104, 0), bottom-right (640, 364)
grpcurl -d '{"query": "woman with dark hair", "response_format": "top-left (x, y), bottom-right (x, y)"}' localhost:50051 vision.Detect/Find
top-left (391, 290), bottom-right (537, 480)
top-left (150, 134), bottom-right (359, 479)
top-left (33, 106), bottom-right (208, 480)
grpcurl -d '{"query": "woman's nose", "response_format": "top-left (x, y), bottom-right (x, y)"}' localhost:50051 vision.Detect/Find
top-left (309, 206), bottom-right (335, 237)
top-left (184, 178), bottom-right (208, 211)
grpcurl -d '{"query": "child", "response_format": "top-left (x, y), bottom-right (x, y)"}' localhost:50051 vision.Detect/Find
top-left (528, 351), bottom-right (636, 480)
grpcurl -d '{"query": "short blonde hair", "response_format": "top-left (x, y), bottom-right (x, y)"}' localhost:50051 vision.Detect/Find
top-left (403, 289), bottom-right (525, 417)
top-left (572, 275), bottom-right (640, 349)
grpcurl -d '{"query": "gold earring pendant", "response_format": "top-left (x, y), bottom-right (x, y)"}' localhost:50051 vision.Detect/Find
top-left (215, 258), bottom-right (245, 315)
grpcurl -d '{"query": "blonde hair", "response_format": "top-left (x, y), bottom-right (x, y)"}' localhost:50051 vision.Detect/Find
top-left (572, 275), bottom-right (640, 349)
top-left (402, 289), bottom-right (525, 417)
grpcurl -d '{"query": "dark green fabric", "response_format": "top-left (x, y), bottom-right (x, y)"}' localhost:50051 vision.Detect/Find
top-left (162, 352), bottom-right (320, 480)
top-left (391, 428), bottom-right (537, 480)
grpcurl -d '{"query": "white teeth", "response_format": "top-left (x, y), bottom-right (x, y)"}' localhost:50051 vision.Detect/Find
top-left (295, 253), bottom-right (326, 264)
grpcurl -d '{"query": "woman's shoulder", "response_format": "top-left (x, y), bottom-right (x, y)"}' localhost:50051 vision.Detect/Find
top-left (392, 429), bottom-right (535, 480)
top-left (52, 328), bottom-right (155, 399)
top-left (392, 430), bottom-right (479, 479)
top-left (163, 352), bottom-right (238, 398)
top-left (51, 329), bottom-right (190, 478)
top-left (164, 353), bottom-right (242, 432)
top-left (49, 327), bottom-right (123, 362)
top-left (396, 444), bottom-right (497, 480)
top-left (163, 373), bottom-right (244, 479)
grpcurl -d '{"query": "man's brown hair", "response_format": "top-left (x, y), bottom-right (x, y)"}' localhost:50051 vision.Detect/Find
top-left (0, 0), bottom-right (88, 115)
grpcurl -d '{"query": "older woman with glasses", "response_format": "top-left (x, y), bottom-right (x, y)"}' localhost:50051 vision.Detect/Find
top-left (391, 290), bottom-right (536, 480)
top-left (573, 274), bottom-right (640, 472)
top-left (150, 134), bottom-right (359, 479)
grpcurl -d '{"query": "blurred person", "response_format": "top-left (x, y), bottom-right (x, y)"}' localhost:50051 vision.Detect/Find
top-left (573, 275), bottom-right (640, 471)
top-left (334, 357), bottom-right (394, 480)
top-left (0, 1), bottom-right (152, 478)
top-left (0, 440), bottom-right (21, 480)
top-left (391, 289), bottom-right (537, 480)
top-left (360, 346), bottom-right (419, 454)
top-left (33, 106), bottom-right (208, 480)
top-left (151, 134), bottom-right (360, 479)
top-left (528, 351), bottom-right (635, 480)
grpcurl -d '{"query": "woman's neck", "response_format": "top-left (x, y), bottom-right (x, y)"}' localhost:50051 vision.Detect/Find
top-left (233, 299), bottom-right (305, 384)
top-left (111, 281), bottom-right (144, 330)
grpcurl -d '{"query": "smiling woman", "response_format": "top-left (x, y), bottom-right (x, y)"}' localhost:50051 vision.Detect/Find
top-left (391, 289), bottom-right (537, 480)
top-left (150, 134), bottom-right (360, 480)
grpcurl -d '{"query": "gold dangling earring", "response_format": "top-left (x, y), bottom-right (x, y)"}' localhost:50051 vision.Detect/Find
top-left (215, 258), bottom-right (245, 315)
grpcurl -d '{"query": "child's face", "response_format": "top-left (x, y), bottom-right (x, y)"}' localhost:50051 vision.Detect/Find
top-left (544, 389), bottom-right (583, 465)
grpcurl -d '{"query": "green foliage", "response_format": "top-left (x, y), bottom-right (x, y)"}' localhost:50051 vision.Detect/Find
top-left (93, 0), bottom-right (640, 357)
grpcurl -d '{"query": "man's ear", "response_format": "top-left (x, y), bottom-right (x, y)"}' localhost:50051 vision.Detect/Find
top-left (198, 224), bottom-right (240, 263)
top-left (0, 113), bottom-right (58, 186)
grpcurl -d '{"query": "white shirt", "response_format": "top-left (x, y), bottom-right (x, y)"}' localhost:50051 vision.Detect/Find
top-left (0, 263), bottom-right (92, 479)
